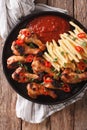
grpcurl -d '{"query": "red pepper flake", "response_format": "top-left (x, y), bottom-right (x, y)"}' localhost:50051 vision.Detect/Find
top-left (25, 55), bottom-right (34, 62)
top-left (45, 61), bottom-right (51, 67)
top-left (77, 61), bottom-right (86, 71)
top-left (19, 72), bottom-right (24, 76)
top-left (77, 32), bottom-right (86, 39)
top-left (43, 74), bottom-right (53, 83)
top-left (20, 29), bottom-right (31, 37)
top-left (15, 39), bottom-right (24, 45)
top-left (61, 84), bottom-right (71, 92)
top-left (75, 46), bottom-right (84, 53)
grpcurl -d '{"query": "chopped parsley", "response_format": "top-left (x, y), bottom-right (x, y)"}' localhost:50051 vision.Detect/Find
top-left (56, 71), bottom-right (61, 77)
top-left (61, 51), bottom-right (64, 55)
top-left (24, 65), bottom-right (28, 71)
top-left (81, 42), bottom-right (87, 47)
top-left (51, 67), bottom-right (56, 72)
top-left (74, 75), bottom-right (79, 79)
top-left (28, 78), bottom-right (34, 82)
top-left (18, 61), bottom-right (23, 67)
top-left (53, 58), bottom-right (58, 62)
top-left (72, 37), bottom-right (77, 41)
top-left (83, 59), bottom-right (87, 64)
top-left (28, 42), bottom-right (36, 48)
top-left (64, 63), bottom-right (67, 67)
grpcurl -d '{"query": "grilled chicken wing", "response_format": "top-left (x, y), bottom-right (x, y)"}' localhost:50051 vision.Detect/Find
top-left (12, 67), bottom-right (39, 83)
top-left (25, 33), bottom-right (46, 51)
top-left (31, 57), bottom-right (58, 78)
top-left (7, 55), bottom-right (25, 68)
top-left (7, 55), bottom-right (34, 69)
top-left (11, 41), bottom-right (40, 55)
top-left (61, 69), bottom-right (87, 83)
top-left (18, 29), bottom-right (46, 51)
top-left (27, 82), bottom-right (57, 99)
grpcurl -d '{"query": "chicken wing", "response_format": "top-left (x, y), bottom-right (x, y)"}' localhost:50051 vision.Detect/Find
top-left (61, 69), bottom-right (87, 83)
top-left (18, 29), bottom-right (46, 51)
top-left (11, 41), bottom-right (40, 55)
top-left (31, 57), bottom-right (58, 78)
top-left (27, 82), bottom-right (57, 99)
top-left (7, 55), bottom-right (25, 68)
top-left (12, 67), bottom-right (39, 83)
top-left (24, 33), bottom-right (46, 51)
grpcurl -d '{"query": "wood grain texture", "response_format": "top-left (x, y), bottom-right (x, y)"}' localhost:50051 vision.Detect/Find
top-left (74, 0), bottom-right (87, 28)
top-left (22, 118), bottom-right (51, 130)
top-left (74, 92), bottom-right (87, 130)
top-left (35, 0), bottom-right (47, 4)
top-left (50, 105), bottom-right (75, 130)
top-left (74, 1), bottom-right (87, 130)
top-left (47, 1), bottom-right (75, 130)
top-left (0, 41), bottom-right (21, 130)
top-left (48, 0), bottom-right (73, 16)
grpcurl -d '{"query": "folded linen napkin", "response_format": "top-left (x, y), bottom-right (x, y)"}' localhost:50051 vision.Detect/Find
top-left (1, 0), bottom-right (87, 123)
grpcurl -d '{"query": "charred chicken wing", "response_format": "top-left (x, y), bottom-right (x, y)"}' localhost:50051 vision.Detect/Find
top-left (61, 69), bottom-right (87, 83)
top-left (11, 41), bottom-right (40, 55)
top-left (27, 82), bottom-right (57, 99)
top-left (12, 67), bottom-right (39, 83)
top-left (31, 57), bottom-right (58, 78)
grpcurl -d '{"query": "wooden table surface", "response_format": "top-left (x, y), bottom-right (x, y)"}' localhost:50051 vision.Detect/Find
top-left (0, 0), bottom-right (87, 130)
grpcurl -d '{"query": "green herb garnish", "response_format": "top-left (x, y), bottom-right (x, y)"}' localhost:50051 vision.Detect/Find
top-left (83, 59), bottom-right (87, 64)
top-left (24, 65), bottom-right (28, 71)
top-left (18, 61), bottom-right (23, 67)
top-left (72, 37), bottom-right (77, 41)
top-left (51, 67), bottom-right (56, 72)
top-left (28, 78), bottom-right (34, 82)
top-left (61, 51), bottom-right (64, 55)
top-left (53, 58), bottom-right (58, 62)
top-left (64, 63), bottom-right (67, 67)
top-left (74, 75), bottom-right (79, 79)
top-left (28, 42), bottom-right (36, 48)
top-left (56, 71), bottom-right (61, 77)
top-left (81, 42), bottom-right (87, 47)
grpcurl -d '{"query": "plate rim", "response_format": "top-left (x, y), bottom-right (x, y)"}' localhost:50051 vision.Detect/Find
top-left (2, 11), bottom-right (87, 105)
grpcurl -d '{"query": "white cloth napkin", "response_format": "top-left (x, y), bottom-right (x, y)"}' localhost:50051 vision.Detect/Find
top-left (1, 0), bottom-right (87, 124)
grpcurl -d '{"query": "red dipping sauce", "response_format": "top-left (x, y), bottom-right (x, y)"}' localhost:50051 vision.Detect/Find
top-left (27, 15), bottom-right (70, 43)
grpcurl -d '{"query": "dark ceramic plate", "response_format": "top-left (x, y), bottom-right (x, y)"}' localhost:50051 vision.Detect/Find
top-left (2, 11), bottom-right (87, 105)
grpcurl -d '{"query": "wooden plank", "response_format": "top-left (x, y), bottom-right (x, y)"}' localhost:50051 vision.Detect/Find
top-left (48, 0), bottom-right (73, 16)
top-left (35, 0), bottom-right (47, 4)
top-left (22, 0), bottom-right (50, 130)
top-left (47, 1), bottom-right (74, 130)
top-left (74, 0), bottom-right (87, 130)
top-left (50, 105), bottom-right (74, 130)
top-left (22, 118), bottom-right (51, 130)
top-left (0, 41), bottom-right (21, 130)
top-left (74, 0), bottom-right (87, 28)
top-left (74, 92), bottom-right (87, 130)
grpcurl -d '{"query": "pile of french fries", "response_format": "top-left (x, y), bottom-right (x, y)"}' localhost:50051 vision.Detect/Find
top-left (43, 21), bottom-right (87, 71)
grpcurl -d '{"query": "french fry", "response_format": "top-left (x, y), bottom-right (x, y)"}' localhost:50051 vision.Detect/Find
top-left (43, 21), bottom-right (87, 72)
top-left (58, 39), bottom-right (79, 62)
top-left (43, 52), bottom-right (60, 71)
top-left (69, 21), bottom-right (84, 33)
top-left (60, 34), bottom-right (82, 59)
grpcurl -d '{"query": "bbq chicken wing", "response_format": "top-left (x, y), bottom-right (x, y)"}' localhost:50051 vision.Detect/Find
top-left (27, 82), bottom-right (57, 99)
top-left (12, 67), bottom-right (39, 83)
top-left (18, 29), bottom-right (46, 51)
top-left (7, 55), bottom-right (25, 69)
top-left (31, 57), bottom-right (58, 78)
top-left (7, 55), bottom-right (34, 69)
top-left (61, 69), bottom-right (87, 83)
top-left (11, 41), bottom-right (40, 55)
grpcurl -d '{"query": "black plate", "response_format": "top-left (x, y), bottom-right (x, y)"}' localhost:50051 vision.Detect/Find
top-left (2, 11), bottom-right (87, 105)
